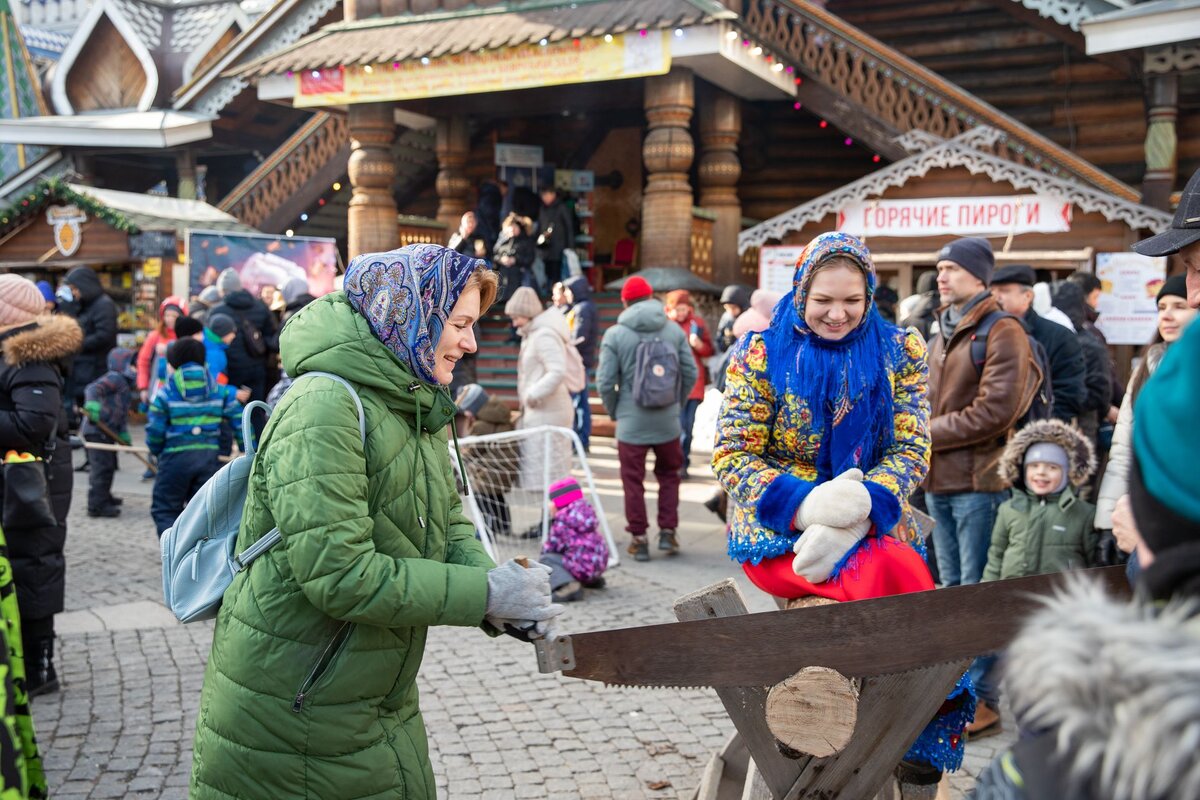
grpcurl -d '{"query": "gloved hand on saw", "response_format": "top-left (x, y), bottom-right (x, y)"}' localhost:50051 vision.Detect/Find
top-left (485, 559), bottom-right (564, 641)
top-left (792, 468), bottom-right (871, 531)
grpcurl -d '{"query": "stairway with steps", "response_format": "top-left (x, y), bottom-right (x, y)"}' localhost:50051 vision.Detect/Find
top-left (472, 291), bottom-right (624, 438)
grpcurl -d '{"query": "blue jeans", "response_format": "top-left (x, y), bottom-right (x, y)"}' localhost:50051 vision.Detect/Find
top-left (679, 398), bottom-right (701, 466)
top-left (572, 370), bottom-right (592, 451)
top-left (970, 653), bottom-right (1001, 707)
top-left (925, 491), bottom-right (1005, 586)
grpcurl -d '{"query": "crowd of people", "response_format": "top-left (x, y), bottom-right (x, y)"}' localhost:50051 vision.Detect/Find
top-left (0, 161), bottom-right (1196, 797)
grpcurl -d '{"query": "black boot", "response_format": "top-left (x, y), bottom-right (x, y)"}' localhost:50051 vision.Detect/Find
top-left (27, 637), bottom-right (59, 698)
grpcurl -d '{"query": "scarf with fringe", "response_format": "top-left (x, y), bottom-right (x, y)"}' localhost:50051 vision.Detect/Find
top-left (762, 232), bottom-right (902, 477)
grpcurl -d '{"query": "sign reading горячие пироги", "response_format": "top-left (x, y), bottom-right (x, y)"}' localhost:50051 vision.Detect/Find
top-left (838, 195), bottom-right (1071, 238)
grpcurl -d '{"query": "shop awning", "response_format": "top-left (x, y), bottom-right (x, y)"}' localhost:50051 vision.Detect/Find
top-left (234, 0), bottom-right (731, 78)
top-left (66, 184), bottom-right (257, 235)
top-left (0, 111), bottom-right (216, 149)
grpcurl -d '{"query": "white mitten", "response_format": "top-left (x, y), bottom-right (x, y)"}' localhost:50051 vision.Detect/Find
top-left (793, 468), bottom-right (871, 531)
top-left (791, 519), bottom-right (872, 583)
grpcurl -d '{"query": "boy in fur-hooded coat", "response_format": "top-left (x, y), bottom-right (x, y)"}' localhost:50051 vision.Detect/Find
top-left (983, 419), bottom-right (1097, 582)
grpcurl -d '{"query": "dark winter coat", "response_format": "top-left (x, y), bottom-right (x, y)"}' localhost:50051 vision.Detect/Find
top-left (63, 266), bottom-right (117, 397)
top-left (1021, 307), bottom-right (1087, 423)
top-left (0, 315), bottom-right (82, 621)
top-left (717, 285), bottom-right (753, 352)
top-left (208, 290), bottom-right (278, 387)
top-left (494, 232), bottom-right (535, 302)
top-left (536, 199), bottom-right (574, 261)
top-left (927, 294), bottom-right (1038, 494)
top-left (899, 292), bottom-right (939, 341)
top-left (1054, 282), bottom-right (1119, 411)
top-left (82, 347), bottom-right (135, 438)
top-left (563, 275), bottom-right (599, 370)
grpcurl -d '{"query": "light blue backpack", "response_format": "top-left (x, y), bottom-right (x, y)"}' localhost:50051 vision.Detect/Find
top-left (160, 371), bottom-right (366, 623)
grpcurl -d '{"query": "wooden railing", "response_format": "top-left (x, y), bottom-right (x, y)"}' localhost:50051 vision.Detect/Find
top-left (690, 207), bottom-right (716, 281)
top-left (218, 112), bottom-right (350, 230)
top-left (397, 215), bottom-right (447, 247)
top-left (729, 0), bottom-right (1138, 201)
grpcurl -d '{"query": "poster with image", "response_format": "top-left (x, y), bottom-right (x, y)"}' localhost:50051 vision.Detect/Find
top-left (1093, 252), bottom-right (1166, 345)
top-left (758, 245), bottom-right (806, 295)
top-left (186, 231), bottom-right (340, 300)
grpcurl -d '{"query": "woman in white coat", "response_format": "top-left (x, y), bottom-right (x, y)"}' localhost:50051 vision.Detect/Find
top-left (505, 287), bottom-right (575, 489)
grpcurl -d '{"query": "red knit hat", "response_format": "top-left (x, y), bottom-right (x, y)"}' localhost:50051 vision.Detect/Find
top-left (621, 275), bottom-right (653, 303)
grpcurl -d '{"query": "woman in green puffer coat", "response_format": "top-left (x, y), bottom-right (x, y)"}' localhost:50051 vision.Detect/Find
top-left (191, 244), bottom-right (564, 799)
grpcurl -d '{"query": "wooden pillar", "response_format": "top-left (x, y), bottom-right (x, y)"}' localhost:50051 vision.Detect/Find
top-left (347, 102), bottom-right (398, 258)
top-left (175, 150), bottom-right (196, 200)
top-left (642, 68), bottom-right (695, 269)
top-left (436, 115), bottom-right (471, 237)
top-left (345, 0), bottom-right (379, 20)
top-left (698, 89), bottom-right (742, 285)
top-left (1143, 74), bottom-right (1179, 211)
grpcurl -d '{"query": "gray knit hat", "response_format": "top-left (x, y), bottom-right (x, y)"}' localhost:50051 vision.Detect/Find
top-left (937, 237), bottom-right (995, 287)
top-left (504, 286), bottom-right (543, 319)
top-left (207, 313), bottom-right (237, 338)
top-left (217, 268), bottom-right (242, 297)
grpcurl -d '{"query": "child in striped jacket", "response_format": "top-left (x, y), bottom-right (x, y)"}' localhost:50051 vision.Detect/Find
top-left (147, 338), bottom-right (243, 535)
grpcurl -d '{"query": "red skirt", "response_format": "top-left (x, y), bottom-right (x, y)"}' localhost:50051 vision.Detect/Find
top-left (743, 534), bottom-right (934, 602)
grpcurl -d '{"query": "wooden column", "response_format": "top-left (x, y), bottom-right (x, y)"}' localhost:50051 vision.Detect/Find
top-left (1143, 74), bottom-right (1179, 211)
top-left (345, 0), bottom-right (379, 20)
top-left (347, 102), bottom-right (399, 258)
top-left (175, 150), bottom-right (197, 200)
top-left (436, 115), bottom-right (471, 237)
top-left (642, 68), bottom-right (695, 269)
top-left (698, 89), bottom-right (742, 285)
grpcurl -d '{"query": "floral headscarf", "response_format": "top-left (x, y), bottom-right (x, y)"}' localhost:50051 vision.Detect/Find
top-left (763, 232), bottom-right (900, 476)
top-left (343, 244), bottom-right (485, 384)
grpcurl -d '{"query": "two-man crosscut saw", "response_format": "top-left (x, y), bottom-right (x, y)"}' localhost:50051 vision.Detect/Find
top-left (534, 566), bottom-right (1130, 687)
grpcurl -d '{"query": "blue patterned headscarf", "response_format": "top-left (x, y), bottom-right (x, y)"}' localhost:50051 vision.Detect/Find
top-left (343, 244), bottom-right (485, 384)
top-left (763, 232), bottom-right (902, 476)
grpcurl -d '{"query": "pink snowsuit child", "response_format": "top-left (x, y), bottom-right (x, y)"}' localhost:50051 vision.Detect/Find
top-left (542, 477), bottom-right (608, 601)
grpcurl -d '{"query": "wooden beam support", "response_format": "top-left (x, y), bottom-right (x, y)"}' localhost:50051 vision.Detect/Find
top-left (792, 81), bottom-right (908, 162)
top-left (987, 0), bottom-right (1140, 79)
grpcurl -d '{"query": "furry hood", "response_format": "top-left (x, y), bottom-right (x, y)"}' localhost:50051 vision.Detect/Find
top-left (1000, 418), bottom-right (1096, 488)
top-left (1004, 577), bottom-right (1200, 800)
top-left (2, 315), bottom-right (83, 368)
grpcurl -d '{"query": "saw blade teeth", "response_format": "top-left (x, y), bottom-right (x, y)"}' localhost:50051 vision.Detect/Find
top-left (601, 682), bottom-right (708, 691)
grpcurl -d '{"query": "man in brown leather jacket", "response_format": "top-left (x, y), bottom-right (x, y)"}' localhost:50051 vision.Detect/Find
top-left (926, 238), bottom-right (1036, 588)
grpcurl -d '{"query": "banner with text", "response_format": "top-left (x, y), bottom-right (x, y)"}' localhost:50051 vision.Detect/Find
top-left (295, 32), bottom-right (669, 107)
top-left (1094, 252), bottom-right (1166, 346)
top-left (758, 245), bottom-right (807, 294)
top-left (837, 195), bottom-right (1071, 238)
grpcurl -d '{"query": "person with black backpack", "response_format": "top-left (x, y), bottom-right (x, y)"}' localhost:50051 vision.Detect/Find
top-left (926, 238), bottom-right (1040, 588)
top-left (989, 264), bottom-right (1085, 425)
top-left (208, 268), bottom-right (278, 436)
top-left (596, 276), bottom-right (696, 562)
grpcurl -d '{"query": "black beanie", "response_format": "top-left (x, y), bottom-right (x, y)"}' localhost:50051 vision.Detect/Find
top-left (167, 338), bottom-right (206, 369)
top-left (937, 238), bottom-right (995, 286)
top-left (173, 315), bottom-right (203, 339)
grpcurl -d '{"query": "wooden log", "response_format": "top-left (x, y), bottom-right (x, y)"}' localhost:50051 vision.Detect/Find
top-left (765, 667), bottom-right (860, 758)
top-left (765, 596), bottom-right (860, 759)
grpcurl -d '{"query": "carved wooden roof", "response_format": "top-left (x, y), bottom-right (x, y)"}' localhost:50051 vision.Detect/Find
top-left (0, 0), bottom-right (49, 185)
top-left (235, 0), bottom-right (725, 77)
top-left (737, 127), bottom-right (1173, 253)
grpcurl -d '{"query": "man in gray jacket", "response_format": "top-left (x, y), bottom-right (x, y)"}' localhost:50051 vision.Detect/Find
top-left (597, 276), bottom-right (697, 562)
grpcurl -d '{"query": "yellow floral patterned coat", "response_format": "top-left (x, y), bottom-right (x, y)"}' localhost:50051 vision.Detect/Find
top-left (713, 327), bottom-right (931, 564)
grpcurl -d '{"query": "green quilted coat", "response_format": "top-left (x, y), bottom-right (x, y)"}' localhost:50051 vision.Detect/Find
top-left (191, 293), bottom-right (496, 799)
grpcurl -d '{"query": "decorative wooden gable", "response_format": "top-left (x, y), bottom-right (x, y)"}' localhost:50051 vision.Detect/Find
top-left (51, 0), bottom-right (248, 115)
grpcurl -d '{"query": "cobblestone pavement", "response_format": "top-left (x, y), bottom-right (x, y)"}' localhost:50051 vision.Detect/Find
top-left (33, 438), bottom-right (1013, 798)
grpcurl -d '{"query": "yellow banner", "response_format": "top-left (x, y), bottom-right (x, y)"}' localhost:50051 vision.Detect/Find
top-left (294, 31), bottom-right (670, 107)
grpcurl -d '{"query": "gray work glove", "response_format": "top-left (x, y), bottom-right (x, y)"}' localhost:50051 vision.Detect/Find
top-left (485, 560), bottom-right (564, 640)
